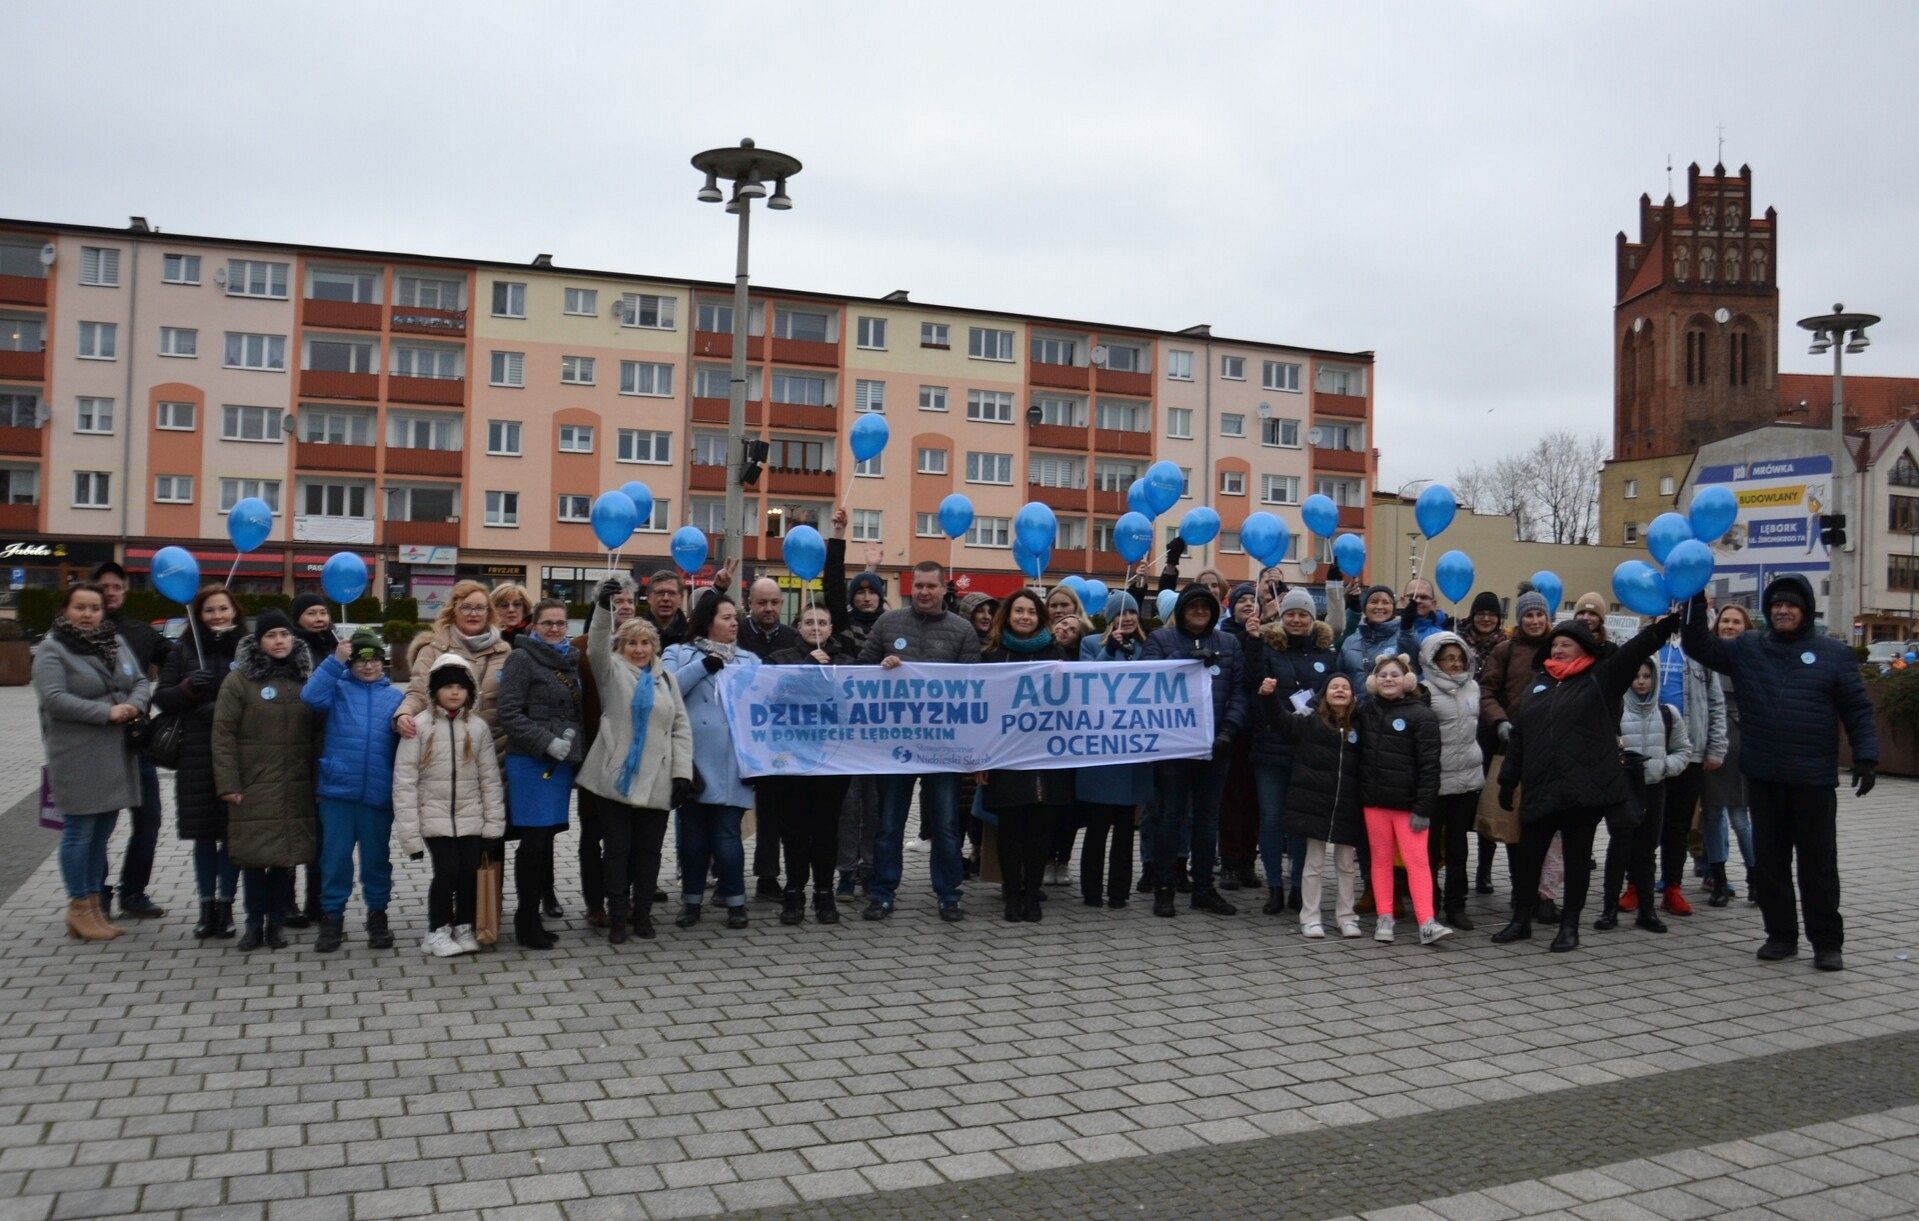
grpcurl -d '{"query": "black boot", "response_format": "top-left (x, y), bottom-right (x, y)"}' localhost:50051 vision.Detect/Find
top-left (1173, 860), bottom-right (1192, 894)
top-left (726, 905), bottom-right (749, 929)
top-left (1475, 850), bottom-right (1495, 895)
top-left (1491, 908), bottom-right (1533, 943)
top-left (366, 910), bottom-right (394, 950)
top-left (265, 919), bottom-right (288, 950)
top-left (1446, 907), bottom-right (1476, 932)
top-left (515, 908), bottom-right (554, 951)
top-left (1219, 860), bottom-right (1243, 892)
top-left (1152, 886), bottom-right (1177, 918)
top-left (608, 898), bottom-right (630, 945)
top-left (814, 890), bottom-right (839, 925)
top-left (1262, 887), bottom-right (1285, 916)
top-left (1003, 892), bottom-right (1023, 922)
top-left (1192, 888), bottom-right (1237, 916)
top-left (1549, 919), bottom-right (1579, 953)
top-left (315, 915), bottom-right (344, 953)
top-left (237, 919), bottom-right (263, 951)
top-left (1707, 864), bottom-right (1733, 908)
top-left (633, 904), bottom-right (656, 939)
top-left (779, 888), bottom-right (806, 926)
top-left (193, 900), bottom-right (217, 939)
top-left (1236, 860), bottom-right (1262, 890)
top-left (1635, 909), bottom-right (1668, 933)
top-left (1594, 898), bottom-right (1619, 931)
top-left (676, 903), bottom-right (702, 928)
top-left (213, 899), bottom-right (236, 938)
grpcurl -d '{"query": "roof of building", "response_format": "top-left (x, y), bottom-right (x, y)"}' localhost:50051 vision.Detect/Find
top-left (1776, 373), bottom-right (1919, 432)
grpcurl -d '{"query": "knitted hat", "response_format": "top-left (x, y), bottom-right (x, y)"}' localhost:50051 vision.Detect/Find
top-left (1228, 582), bottom-right (1257, 609)
top-left (847, 572), bottom-right (886, 603)
top-left (348, 628), bottom-right (384, 663)
top-left (1104, 590), bottom-right (1139, 619)
top-left (1545, 621), bottom-right (1602, 659)
top-left (1574, 591), bottom-right (1608, 618)
top-left (253, 607), bottom-right (293, 639)
top-left (1514, 591), bottom-right (1549, 620)
top-left (1765, 574), bottom-right (1813, 617)
top-left (1278, 587), bottom-right (1317, 617)
top-left (1470, 591), bottom-right (1502, 619)
top-left (290, 592), bottom-right (327, 620)
top-left (958, 592), bottom-right (997, 617)
top-left (427, 653), bottom-right (476, 701)
top-left (1360, 584), bottom-right (1396, 612)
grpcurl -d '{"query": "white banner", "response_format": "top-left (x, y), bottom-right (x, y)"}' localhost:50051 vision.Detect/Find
top-left (717, 659), bottom-right (1215, 778)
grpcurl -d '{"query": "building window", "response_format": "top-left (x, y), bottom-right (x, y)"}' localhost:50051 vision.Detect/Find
top-left (1221, 355), bottom-right (1246, 380)
top-left (1892, 453), bottom-right (1919, 489)
top-left (1315, 364), bottom-right (1365, 396)
top-left (968, 327), bottom-right (1014, 362)
top-left (1685, 329), bottom-right (1707, 386)
top-left (1624, 522), bottom-right (1640, 545)
top-left (305, 336), bottom-right (376, 373)
top-left (1262, 360), bottom-right (1301, 392)
top-left (388, 413), bottom-right (460, 451)
top-left (1167, 350), bottom-right (1194, 381)
top-left (965, 516), bottom-right (1011, 548)
top-left (1219, 531), bottom-right (1244, 554)
top-left (692, 432), bottom-right (729, 466)
top-left (1179, 467), bottom-right (1193, 499)
top-left (489, 351), bottom-right (525, 387)
top-left (1889, 495), bottom-right (1919, 532)
top-left (227, 260), bottom-right (289, 299)
top-left (855, 452), bottom-right (884, 477)
top-left (224, 332), bottom-right (286, 371)
top-left (1729, 331), bottom-right (1751, 386)
top-left (1029, 455), bottom-right (1086, 489)
top-left (918, 385), bottom-right (948, 412)
top-left (385, 485), bottom-right (456, 523)
top-left (219, 478), bottom-right (281, 513)
top-left (1220, 413), bottom-right (1244, 437)
top-left (856, 317), bottom-right (887, 349)
top-left (855, 379), bottom-right (886, 413)
top-left (487, 420), bottom-right (522, 456)
top-left (1891, 554), bottom-right (1919, 593)
top-left (161, 253), bottom-right (200, 285)
top-left (1219, 471), bottom-right (1245, 496)
top-left (619, 293), bottom-right (676, 329)
top-left (73, 471), bottom-right (111, 508)
top-left (484, 490), bottom-right (519, 527)
top-left (301, 482), bottom-right (370, 519)
top-left (1031, 336), bottom-right (1077, 366)
top-left (0, 464), bottom-right (37, 504)
top-left (965, 452), bottom-right (1013, 485)
top-left (75, 397), bottom-right (115, 434)
top-left (772, 307), bottom-right (830, 342)
top-left (617, 429), bottom-right (671, 464)
top-left (77, 321), bottom-right (117, 360)
top-left (156, 400), bottom-right (195, 431)
top-left (915, 513), bottom-right (941, 538)
top-left (1262, 417), bottom-right (1300, 447)
top-left (1095, 399), bottom-right (1148, 432)
top-left (1102, 343), bottom-right (1142, 373)
top-left (0, 391), bottom-right (34, 428)
top-left (560, 355), bottom-right (596, 385)
top-left (1093, 459), bottom-right (1142, 493)
top-left (771, 371), bottom-right (830, 406)
top-left (563, 287), bottom-right (598, 316)
top-left (767, 438), bottom-right (830, 473)
top-left (916, 447), bottom-right (948, 475)
top-left (159, 326), bottom-right (197, 358)
top-left (301, 408), bottom-right (371, 446)
top-left (1033, 394), bottom-right (1086, 428)
top-left (1261, 474), bottom-right (1301, 505)
top-left (154, 474), bottom-right (193, 504)
top-left (637, 498), bottom-right (669, 532)
top-left (558, 494), bottom-right (590, 522)
top-left (79, 247), bottom-right (121, 287)
top-left (695, 301), bottom-right (733, 332)
top-left (1624, 478), bottom-right (1638, 499)
top-left (620, 361), bottom-right (673, 397)
top-left (557, 424), bottom-right (595, 453)
top-left (491, 281), bottom-right (526, 318)
top-left (1659, 475), bottom-right (1675, 496)
top-left (921, 322), bottom-right (949, 348)
top-left (967, 390), bottom-right (1014, 423)
top-left (1166, 407), bottom-right (1193, 438)
top-left (850, 509), bottom-right (883, 541)
top-left (222, 404), bottom-right (284, 443)
top-left (311, 269), bottom-right (378, 303)
top-left (1315, 476), bottom-right (1363, 505)
top-left (394, 275), bottom-right (462, 309)
top-left (391, 343), bottom-right (461, 379)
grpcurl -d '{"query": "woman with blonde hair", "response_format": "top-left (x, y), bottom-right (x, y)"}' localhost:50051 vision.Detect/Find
top-left (396, 580), bottom-right (513, 757)
top-left (491, 583), bottom-right (533, 644)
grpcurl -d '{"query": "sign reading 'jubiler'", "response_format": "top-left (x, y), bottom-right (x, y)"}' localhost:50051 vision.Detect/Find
top-left (717, 660), bottom-right (1215, 778)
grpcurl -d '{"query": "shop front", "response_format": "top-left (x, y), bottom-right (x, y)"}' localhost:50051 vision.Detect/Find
top-left (122, 545), bottom-right (382, 600)
top-left (0, 537), bottom-right (116, 611)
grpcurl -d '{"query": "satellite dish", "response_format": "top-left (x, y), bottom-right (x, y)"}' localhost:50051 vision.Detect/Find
top-left (38, 243), bottom-right (55, 268)
top-left (212, 267), bottom-right (227, 286)
top-left (1091, 344), bottom-right (1109, 367)
top-left (1714, 307), bottom-right (1731, 325)
top-left (33, 403), bottom-right (51, 425)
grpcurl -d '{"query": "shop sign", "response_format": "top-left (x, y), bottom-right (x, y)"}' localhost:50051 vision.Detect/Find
top-left (397, 544), bottom-right (459, 565)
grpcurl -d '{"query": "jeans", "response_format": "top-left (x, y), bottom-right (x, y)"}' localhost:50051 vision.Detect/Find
top-left (1079, 803), bottom-right (1135, 904)
top-left (678, 803), bottom-right (746, 907)
top-left (59, 810), bottom-right (118, 900)
top-left (1137, 792), bottom-right (1192, 875)
top-left (115, 759), bottom-right (162, 902)
top-left (836, 775), bottom-right (881, 873)
top-left (600, 805), bottom-right (667, 917)
top-left (872, 773), bottom-right (963, 906)
top-left (240, 866), bottom-right (293, 924)
top-left (1658, 762), bottom-right (1705, 888)
top-left (1252, 763), bottom-right (1308, 894)
top-left (318, 799), bottom-right (393, 917)
top-left (1747, 781), bottom-right (1843, 951)
top-left (193, 839), bottom-right (238, 901)
top-left (1704, 805), bottom-right (1756, 873)
top-left (425, 835), bottom-right (483, 929)
top-left (1152, 757), bottom-right (1228, 893)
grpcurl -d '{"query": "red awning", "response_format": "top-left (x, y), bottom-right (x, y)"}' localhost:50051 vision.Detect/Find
top-left (950, 571), bottom-right (1028, 599)
top-left (124, 546), bottom-right (282, 576)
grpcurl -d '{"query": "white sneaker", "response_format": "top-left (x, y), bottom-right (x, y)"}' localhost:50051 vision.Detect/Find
top-left (905, 839), bottom-right (927, 854)
top-left (1339, 919), bottom-right (1363, 938)
top-left (423, 927), bottom-right (460, 958)
top-left (1374, 916), bottom-right (1395, 944)
top-left (1418, 920), bottom-right (1454, 946)
top-left (1301, 922), bottom-right (1326, 939)
top-left (452, 924), bottom-right (481, 954)
top-left (1044, 863), bottom-right (1065, 886)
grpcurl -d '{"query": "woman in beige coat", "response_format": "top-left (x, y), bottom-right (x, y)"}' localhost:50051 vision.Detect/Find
top-left (395, 580), bottom-right (513, 759)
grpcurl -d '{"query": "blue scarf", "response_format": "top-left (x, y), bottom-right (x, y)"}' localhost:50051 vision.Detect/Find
top-left (537, 634), bottom-right (572, 657)
top-left (616, 660), bottom-right (656, 799)
top-left (1002, 628), bottom-right (1055, 654)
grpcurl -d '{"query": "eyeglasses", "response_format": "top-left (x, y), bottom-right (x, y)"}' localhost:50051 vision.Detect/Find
top-left (536, 618), bottom-right (567, 632)
top-left (457, 601), bottom-right (490, 614)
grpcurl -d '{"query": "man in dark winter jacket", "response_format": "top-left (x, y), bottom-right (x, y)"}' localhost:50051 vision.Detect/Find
top-left (1681, 577), bottom-right (1878, 971)
top-left (1143, 584), bottom-right (1247, 917)
top-left (91, 561), bottom-right (170, 920)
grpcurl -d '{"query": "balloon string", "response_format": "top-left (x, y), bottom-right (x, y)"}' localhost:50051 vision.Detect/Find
top-left (225, 556), bottom-right (240, 585)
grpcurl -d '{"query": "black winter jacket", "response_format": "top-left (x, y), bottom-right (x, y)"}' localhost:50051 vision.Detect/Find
top-left (1244, 620), bottom-right (1338, 767)
top-left (1355, 695), bottom-right (1441, 818)
top-left (979, 640), bottom-right (1076, 810)
top-left (766, 628), bottom-right (860, 666)
top-left (739, 617), bottom-right (804, 661)
top-left (106, 609), bottom-right (169, 676)
top-left (154, 624), bottom-right (245, 841)
top-left (497, 636), bottom-right (585, 764)
top-left (1263, 699), bottom-right (1363, 846)
top-left (1142, 585), bottom-right (1246, 740)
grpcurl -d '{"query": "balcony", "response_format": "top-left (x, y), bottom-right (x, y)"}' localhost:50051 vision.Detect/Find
top-left (1028, 482), bottom-right (1087, 513)
top-left (1031, 362), bottom-right (1090, 391)
top-left (1087, 550), bottom-right (1127, 577)
top-left (769, 401), bottom-right (836, 432)
top-left (1096, 368), bottom-right (1153, 397)
top-left (388, 375), bottom-right (466, 406)
top-left (689, 463), bottom-right (726, 491)
top-left (0, 275), bottom-right (47, 308)
top-left (385, 519), bottom-right (460, 547)
top-left (1051, 548), bottom-right (1090, 573)
top-left (765, 467), bottom-right (835, 496)
top-left (1090, 488), bottom-right (1125, 515)
top-left (1314, 392), bottom-right (1368, 418)
top-left (0, 501), bottom-right (37, 531)
top-left (293, 439), bottom-right (375, 472)
top-left (1093, 427), bottom-right (1152, 456)
top-left (691, 331), bottom-right (764, 361)
top-left (692, 396), bottom-right (763, 426)
top-left (769, 337), bottom-right (839, 367)
top-left (0, 349), bottom-right (45, 380)
top-left (299, 369), bottom-right (379, 401)
top-left (1337, 504), bottom-right (1366, 530)
top-left (0, 426), bottom-right (43, 457)
top-left (700, 532), bottom-right (771, 562)
top-left (303, 299), bottom-right (381, 331)
top-left (384, 447), bottom-right (463, 478)
top-left (1312, 445), bottom-right (1369, 474)
top-left (390, 307), bottom-right (468, 338)
top-left (1028, 422), bottom-right (1090, 450)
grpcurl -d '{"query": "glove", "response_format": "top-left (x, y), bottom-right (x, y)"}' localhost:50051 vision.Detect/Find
top-left (596, 577), bottom-right (622, 609)
top-left (702, 653), bottom-right (726, 673)
top-left (1853, 762), bottom-right (1877, 798)
top-left (409, 851), bottom-right (423, 862)
top-left (185, 669), bottom-right (214, 697)
top-left (1410, 814), bottom-right (1430, 833)
top-left (1212, 733), bottom-right (1231, 759)
top-left (1497, 721), bottom-right (1513, 746)
top-left (1165, 538), bottom-right (1187, 568)
top-left (1399, 601), bottom-right (1419, 629)
top-left (1498, 783), bottom-right (1516, 812)
top-left (545, 737), bottom-right (571, 761)
top-left (671, 777), bottom-right (695, 808)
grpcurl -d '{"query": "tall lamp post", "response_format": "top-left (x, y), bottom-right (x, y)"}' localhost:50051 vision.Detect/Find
top-left (691, 139), bottom-right (801, 568)
top-left (1796, 303), bottom-right (1878, 641)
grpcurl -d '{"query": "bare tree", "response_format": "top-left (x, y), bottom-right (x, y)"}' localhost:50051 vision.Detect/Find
top-left (1454, 430), bottom-right (1605, 544)
top-left (1454, 454), bottom-right (1538, 540)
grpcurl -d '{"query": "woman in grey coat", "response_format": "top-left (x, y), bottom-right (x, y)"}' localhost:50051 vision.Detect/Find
top-left (33, 582), bottom-right (151, 941)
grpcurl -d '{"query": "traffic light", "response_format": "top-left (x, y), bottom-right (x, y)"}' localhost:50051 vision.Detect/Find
top-left (1819, 514), bottom-right (1848, 548)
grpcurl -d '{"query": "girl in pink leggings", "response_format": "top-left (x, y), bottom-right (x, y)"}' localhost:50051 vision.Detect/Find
top-left (1355, 654), bottom-right (1451, 946)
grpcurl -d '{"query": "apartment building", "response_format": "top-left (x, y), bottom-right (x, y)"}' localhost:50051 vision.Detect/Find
top-left (0, 217), bottom-right (1376, 614)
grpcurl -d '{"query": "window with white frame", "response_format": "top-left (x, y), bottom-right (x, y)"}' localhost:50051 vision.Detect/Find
top-left (920, 321), bottom-right (949, 348)
top-left (689, 498), bottom-right (727, 534)
top-left (1314, 364), bottom-right (1365, 396)
top-left (772, 307), bottom-right (829, 342)
top-left (619, 293), bottom-right (676, 329)
top-left (395, 275), bottom-right (462, 309)
top-left (617, 429), bottom-right (671, 463)
top-left (966, 516), bottom-right (1011, 547)
top-left (557, 493), bottom-right (590, 522)
top-left (219, 477), bottom-right (281, 512)
top-left (968, 327), bottom-right (1014, 361)
top-left (916, 447), bottom-right (948, 475)
top-left (563, 287), bottom-right (598, 316)
top-left (856, 317), bottom-right (887, 349)
top-left (1101, 343), bottom-right (1142, 372)
top-left (491, 281), bottom-right (526, 318)
top-left (1029, 454), bottom-right (1086, 489)
top-left (1261, 474), bottom-right (1301, 504)
top-left (1659, 474), bottom-right (1675, 495)
top-left (1096, 398), bottom-right (1148, 432)
top-left (694, 366), bottom-right (732, 398)
top-left (1166, 407), bottom-right (1193, 438)
top-left (79, 247), bottom-right (120, 287)
top-left (227, 260), bottom-right (288, 299)
top-left (855, 452), bottom-right (884, 477)
top-left (1262, 417), bottom-right (1300, 447)
top-left (1179, 467), bottom-right (1194, 498)
top-left (1221, 355), bottom-right (1246, 379)
top-left (1057, 516), bottom-right (1088, 549)
top-left (1310, 421), bottom-right (1363, 450)
top-left (222, 404), bottom-right (283, 443)
top-left (637, 498), bottom-right (669, 532)
top-left (1623, 522), bottom-right (1640, 544)
top-left (918, 384), bottom-right (948, 412)
top-left (0, 391), bottom-right (34, 427)
top-left (0, 465), bottom-right (37, 504)
top-left (1093, 459), bottom-right (1141, 492)
top-left (1033, 394), bottom-right (1086, 427)
top-left (487, 420), bottom-right (522, 456)
top-left (1219, 470), bottom-right (1245, 496)
top-left (305, 336), bottom-right (376, 373)
top-left (301, 481), bottom-right (369, 519)
top-left (692, 432), bottom-right (729, 466)
top-left (75, 397), bottom-right (114, 434)
top-left (854, 379), bottom-right (886, 413)
top-left (73, 471), bottom-right (111, 508)
top-left (484, 490), bottom-right (519, 526)
top-left (771, 371), bottom-right (829, 405)
top-left (1262, 360), bottom-right (1301, 392)
top-left (1220, 412), bottom-right (1244, 437)
top-left (159, 326), bottom-right (197, 358)
top-left (967, 389), bottom-right (1014, 423)
top-left (391, 342), bottom-right (461, 379)
top-left (1624, 478), bottom-right (1639, 499)
top-left (388, 413), bottom-right (460, 451)
top-left (699, 301), bottom-right (748, 333)
top-left (310, 269), bottom-right (378, 303)
top-left (154, 474), bottom-right (193, 504)
top-left (77, 321), bottom-right (116, 360)
top-left (851, 509), bottom-right (883, 541)
top-left (300, 408), bottom-right (370, 446)
top-left (1092, 519), bottom-right (1116, 552)
top-left (161, 253), bottom-right (200, 285)
top-left (385, 485), bottom-right (455, 522)
top-left (915, 513), bottom-right (941, 537)
top-left (224, 332), bottom-right (286, 371)
top-left (560, 355), bottom-right (595, 385)
top-left (156, 400), bottom-right (195, 431)
top-left (1314, 476), bottom-right (1363, 505)
top-left (557, 424), bottom-right (595, 453)
top-left (619, 361), bottom-right (672, 397)
top-left (1031, 336), bottom-right (1077, 366)
top-left (1167, 350), bottom-right (1194, 381)
top-left (965, 452), bottom-right (1013, 484)
top-left (766, 438), bottom-right (829, 472)
top-left (489, 350), bottom-right (524, 387)
top-left (1218, 531), bottom-right (1244, 554)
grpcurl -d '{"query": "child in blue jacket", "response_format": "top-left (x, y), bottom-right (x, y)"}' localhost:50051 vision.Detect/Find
top-left (301, 629), bottom-right (405, 951)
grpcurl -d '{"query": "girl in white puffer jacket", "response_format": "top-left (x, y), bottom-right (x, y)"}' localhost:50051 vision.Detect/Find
top-left (1597, 659), bottom-right (1691, 935)
top-left (1418, 632), bottom-right (1483, 929)
top-left (393, 654), bottom-right (505, 956)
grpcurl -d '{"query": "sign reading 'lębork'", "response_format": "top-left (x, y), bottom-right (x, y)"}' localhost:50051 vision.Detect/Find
top-left (716, 660), bottom-right (1215, 777)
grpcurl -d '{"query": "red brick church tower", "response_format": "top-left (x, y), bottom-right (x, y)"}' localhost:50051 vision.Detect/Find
top-left (1614, 163), bottom-right (1779, 459)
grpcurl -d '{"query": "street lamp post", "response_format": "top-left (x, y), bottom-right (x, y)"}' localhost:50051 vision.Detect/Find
top-left (1796, 303), bottom-right (1879, 642)
top-left (692, 139), bottom-right (801, 569)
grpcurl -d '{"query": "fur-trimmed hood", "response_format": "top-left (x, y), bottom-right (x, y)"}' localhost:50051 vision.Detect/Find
top-left (1258, 619), bottom-right (1334, 652)
top-left (237, 634), bottom-right (314, 682)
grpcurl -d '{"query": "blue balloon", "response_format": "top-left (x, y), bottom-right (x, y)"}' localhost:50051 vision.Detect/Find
top-left (1301, 494), bottom-right (1339, 538)
top-left (1057, 575), bottom-right (1087, 604)
top-left (1081, 580), bottom-right (1109, 617)
top-left (1433, 550), bottom-right (1475, 604)
top-left (1014, 501), bottom-right (1058, 554)
top-left (1906, 651), bottom-right (1918, 665)
top-left (620, 480), bottom-right (654, 525)
top-left (1646, 512), bottom-right (1693, 565)
top-left (1662, 539), bottom-right (1715, 601)
top-left (589, 492), bottom-right (638, 550)
top-left (1332, 532), bottom-right (1367, 577)
top-left (320, 552), bottom-right (368, 605)
top-left (1155, 589), bottom-right (1179, 621)
top-left (849, 413), bottom-right (890, 463)
top-left (1688, 485), bottom-right (1738, 544)
top-left (937, 493), bottom-right (974, 540)
top-left (1238, 512), bottom-right (1287, 567)
top-left (1113, 512), bottom-right (1155, 564)
top-left (1530, 570), bottom-right (1564, 614)
top-left (1012, 536), bottom-right (1050, 580)
top-left (1179, 506), bottom-right (1221, 547)
top-left (151, 546), bottom-right (200, 605)
top-left (1414, 484), bottom-right (1458, 539)
top-left (1143, 460), bottom-right (1184, 516)
top-left (782, 525), bottom-right (826, 582)
top-left (1612, 560), bottom-right (1669, 617)
top-left (1127, 478), bottom-right (1156, 519)
top-left (226, 497), bottom-right (273, 553)
top-left (670, 525), bottom-right (708, 573)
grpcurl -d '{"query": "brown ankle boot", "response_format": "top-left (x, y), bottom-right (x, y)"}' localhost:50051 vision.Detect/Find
top-left (88, 896), bottom-right (125, 938)
top-left (66, 898), bottom-right (116, 941)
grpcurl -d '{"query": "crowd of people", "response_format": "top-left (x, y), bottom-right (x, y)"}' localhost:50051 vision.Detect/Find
top-left (31, 511), bottom-right (1881, 971)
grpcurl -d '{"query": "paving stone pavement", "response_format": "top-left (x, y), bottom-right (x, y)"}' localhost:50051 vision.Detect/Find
top-left (2, 685), bottom-right (1917, 1220)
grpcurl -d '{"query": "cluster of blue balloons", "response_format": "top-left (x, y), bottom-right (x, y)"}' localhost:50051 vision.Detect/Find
top-left (1612, 485), bottom-right (1734, 615)
top-left (589, 481), bottom-right (656, 551)
top-left (1054, 575), bottom-right (1111, 617)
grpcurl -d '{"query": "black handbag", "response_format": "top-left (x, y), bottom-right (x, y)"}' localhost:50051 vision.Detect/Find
top-left (132, 712), bottom-right (186, 770)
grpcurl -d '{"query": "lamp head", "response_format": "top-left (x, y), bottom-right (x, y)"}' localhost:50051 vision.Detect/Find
top-left (697, 170), bottom-right (722, 203)
top-left (767, 178), bottom-right (792, 210)
top-left (738, 168), bottom-right (766, 199)
top-left (1846, 329), bottom-right (1870, 354)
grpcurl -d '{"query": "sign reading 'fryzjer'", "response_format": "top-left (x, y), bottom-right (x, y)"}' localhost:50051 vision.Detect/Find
top-left (717, 660), bottom-right (1215, 777)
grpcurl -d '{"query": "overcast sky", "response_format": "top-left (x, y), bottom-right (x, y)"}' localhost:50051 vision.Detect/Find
top-left (6, 2), bottom-right (1914, 489)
